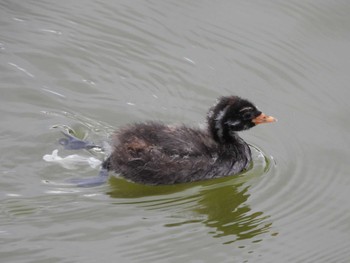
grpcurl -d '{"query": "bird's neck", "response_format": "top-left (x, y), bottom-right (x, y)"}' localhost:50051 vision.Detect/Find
top-left (209, 123), bottom-right (242, 145)
top-left (219, 133), bottom-right (250, 162)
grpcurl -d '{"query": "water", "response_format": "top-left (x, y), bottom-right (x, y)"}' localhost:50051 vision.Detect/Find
top-left (1, 0), bottom-right (350, 262)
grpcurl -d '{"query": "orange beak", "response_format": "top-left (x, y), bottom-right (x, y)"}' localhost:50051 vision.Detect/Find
top-left (252, 113), bottom-right (277, 125)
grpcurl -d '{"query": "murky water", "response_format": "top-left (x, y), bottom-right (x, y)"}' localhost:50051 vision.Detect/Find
top-left (1, 0), bottom-right (350, 262)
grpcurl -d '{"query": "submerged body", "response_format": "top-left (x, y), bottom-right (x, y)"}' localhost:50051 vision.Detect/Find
top-left (104, 122), bottom-right (251, 185)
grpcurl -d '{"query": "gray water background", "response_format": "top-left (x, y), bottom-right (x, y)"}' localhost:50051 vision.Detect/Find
top-left (1, 1), bottom-right (350, 262)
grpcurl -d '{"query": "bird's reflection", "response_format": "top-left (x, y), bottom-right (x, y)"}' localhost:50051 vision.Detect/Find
top-left (107, 172), bottom-right (272, 244)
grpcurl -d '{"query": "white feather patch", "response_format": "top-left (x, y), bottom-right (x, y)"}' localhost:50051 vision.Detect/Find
top-left (215, 105), bottom-right (230, 140)
top-left (239, 106), bottom-right (253, 112)
top-left (225, 120), bottom-right (241, 127)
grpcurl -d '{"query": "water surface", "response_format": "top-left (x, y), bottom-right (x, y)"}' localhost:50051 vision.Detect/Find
top-left (1, 1), bottom-right (350, 262)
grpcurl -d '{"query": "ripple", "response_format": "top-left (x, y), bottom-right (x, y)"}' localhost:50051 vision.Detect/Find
top-left (8, 62), bottom-right (35, 78)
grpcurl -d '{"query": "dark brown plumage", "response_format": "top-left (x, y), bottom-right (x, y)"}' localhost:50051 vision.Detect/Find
top-left (102, 96), bottom-right (276, 185)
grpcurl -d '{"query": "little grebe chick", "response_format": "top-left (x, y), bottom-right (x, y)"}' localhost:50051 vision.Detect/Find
top-left (102, 96), bottom-right (276, 185)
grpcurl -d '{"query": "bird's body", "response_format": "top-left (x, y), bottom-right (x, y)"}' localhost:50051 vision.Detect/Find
top-left (101, 95), bottom-right (276, 185)
top-left (104, 121), bottom-right (251, 184)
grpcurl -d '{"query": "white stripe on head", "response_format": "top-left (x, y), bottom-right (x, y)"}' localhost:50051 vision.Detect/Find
top-left (225, 120), bottom-right (240, 127)
top-left (215, 105), bottom-right (230, 140)
top-left (239, 106), bottom-right (253, 112)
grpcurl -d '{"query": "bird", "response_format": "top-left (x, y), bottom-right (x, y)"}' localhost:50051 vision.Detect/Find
top-left (98, 95), bottom-right (276, 185)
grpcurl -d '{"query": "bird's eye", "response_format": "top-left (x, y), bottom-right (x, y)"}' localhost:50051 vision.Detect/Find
top-left (242, 112), bottom-right (253, 120)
